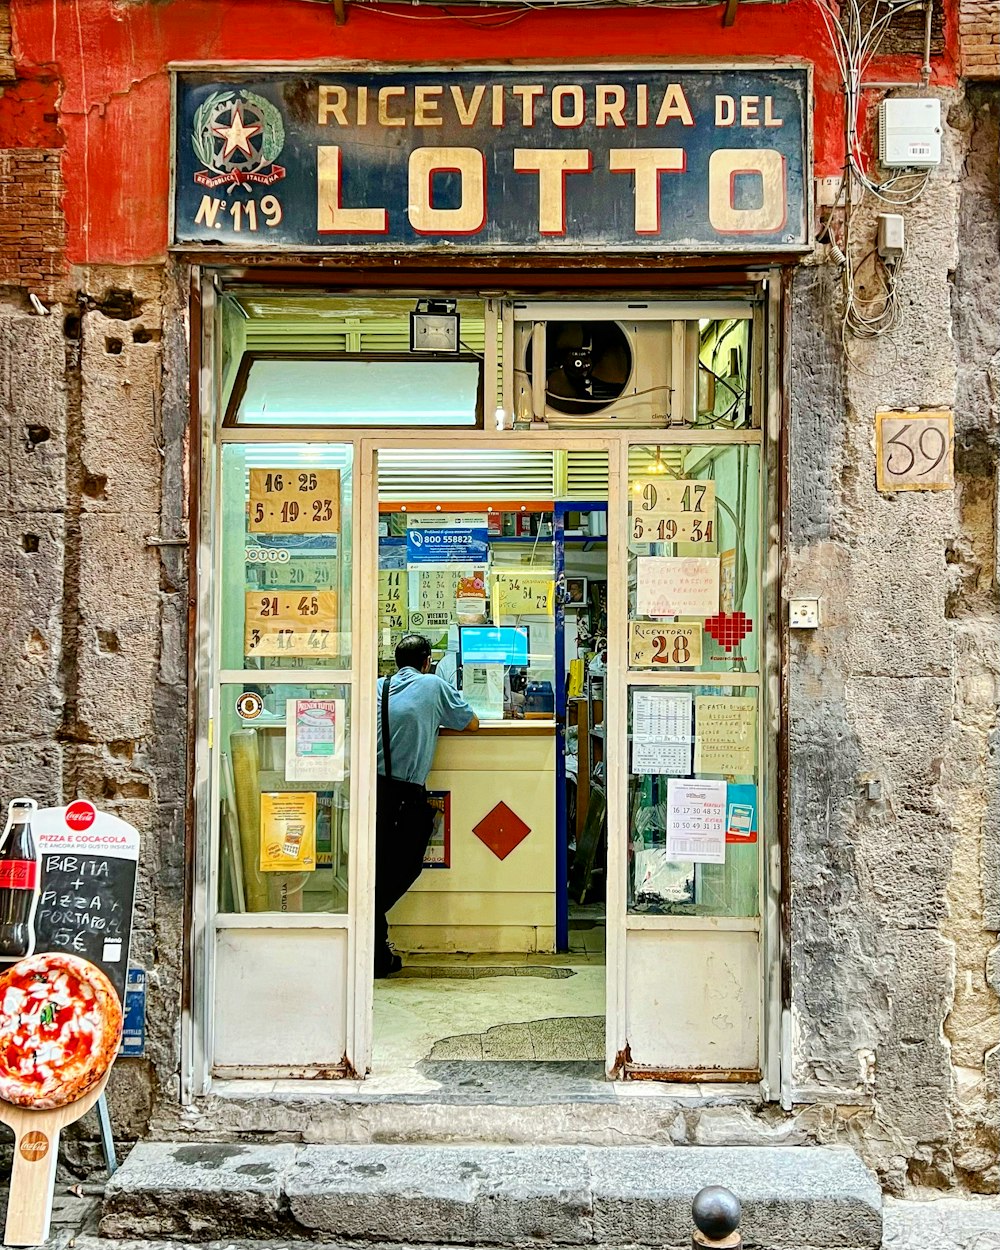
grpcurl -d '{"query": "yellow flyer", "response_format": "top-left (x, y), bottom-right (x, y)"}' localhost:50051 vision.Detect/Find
top-left (259, 792), bottom-right (317, 872)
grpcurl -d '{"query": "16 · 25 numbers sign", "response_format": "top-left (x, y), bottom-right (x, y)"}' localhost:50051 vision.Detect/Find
top-left (172, 67), bottom-right (810, 252)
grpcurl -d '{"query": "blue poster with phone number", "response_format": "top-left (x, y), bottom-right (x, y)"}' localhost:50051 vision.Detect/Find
top-left (406, 528), bottom-right (489, 565)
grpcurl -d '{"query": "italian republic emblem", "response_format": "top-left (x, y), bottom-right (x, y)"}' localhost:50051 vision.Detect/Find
top-left (191, 90), bottom-right (286, 190)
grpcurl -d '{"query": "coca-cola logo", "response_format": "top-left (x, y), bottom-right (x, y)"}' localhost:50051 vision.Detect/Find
top-left (20, 1131), bottom-right (49, 1162)
top-left (65, 800), bottom-right (96, 831)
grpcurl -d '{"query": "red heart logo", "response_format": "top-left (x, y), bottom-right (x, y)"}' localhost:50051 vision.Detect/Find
top-left (704, 612), bottom-right (753, 652)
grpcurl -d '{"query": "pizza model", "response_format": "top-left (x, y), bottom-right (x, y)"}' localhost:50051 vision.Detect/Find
top-left (0, 953), bottom-right (123, 1109)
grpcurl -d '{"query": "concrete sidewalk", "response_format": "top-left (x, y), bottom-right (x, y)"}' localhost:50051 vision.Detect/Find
top-left (883, 1197), bottom-right (1000, 1249)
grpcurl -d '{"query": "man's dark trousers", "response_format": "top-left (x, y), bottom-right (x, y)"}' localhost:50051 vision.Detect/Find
top-left (374, 775), bottom-right (435, 975)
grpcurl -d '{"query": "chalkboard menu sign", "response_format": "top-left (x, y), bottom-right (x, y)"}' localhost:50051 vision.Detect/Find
top-left (32, 805), bottom-right (139, 1004)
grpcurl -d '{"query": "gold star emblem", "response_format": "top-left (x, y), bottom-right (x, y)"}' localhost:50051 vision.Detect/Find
top-left (212, 105), bottom-right (261, 160)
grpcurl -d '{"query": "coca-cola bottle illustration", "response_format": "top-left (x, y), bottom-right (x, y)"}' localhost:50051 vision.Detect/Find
top-left (0, 798), bottom-right (41, 960)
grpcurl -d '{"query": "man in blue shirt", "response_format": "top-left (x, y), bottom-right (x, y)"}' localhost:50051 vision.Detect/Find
top-left (375, 633), bottom-right (478, 977)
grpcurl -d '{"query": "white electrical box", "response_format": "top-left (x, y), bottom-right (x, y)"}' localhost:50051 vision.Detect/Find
top-left (879, 97), bottom-right (942, 168)
top-left (789, 598), bottom-right (820, 629)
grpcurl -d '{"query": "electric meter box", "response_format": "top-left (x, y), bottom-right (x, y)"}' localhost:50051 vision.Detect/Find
top-left (878, 97), bottom-right (942, 168)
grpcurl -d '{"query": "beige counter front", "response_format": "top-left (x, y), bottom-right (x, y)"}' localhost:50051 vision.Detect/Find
top-left (387, 722), bottom-right (556, 954)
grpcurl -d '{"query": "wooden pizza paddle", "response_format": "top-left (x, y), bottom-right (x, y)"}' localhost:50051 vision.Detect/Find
top-left (0, 1066), bottom-right (112, 1246)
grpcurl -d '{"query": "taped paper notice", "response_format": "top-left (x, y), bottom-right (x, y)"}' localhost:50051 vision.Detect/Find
top-left (260, 792), bottom-right (317, 872)
top-left (416, 568), bottom-right (475, 617)
top-left (285, 698), bottom-right (346, 782)
top-left (632, 691), bottom-right (692, 775)
top-left (636, 557), bottom-right (720, 618)
top-left (492, 572), bottom-right (554, 616)
top-left (463, 664), bottom-right (504, 721)
top-left (666, 778), bottom-right (726, 864)
top-left (694, 695), bottom-right (757, 776)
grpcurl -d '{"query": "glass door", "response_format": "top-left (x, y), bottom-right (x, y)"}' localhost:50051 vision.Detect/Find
top-left (605, 431), bottom-right (772, 1080)
top-left (206, 438), bottom-right (363, 1077)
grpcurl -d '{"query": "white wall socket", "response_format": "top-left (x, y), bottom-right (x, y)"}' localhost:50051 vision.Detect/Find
top-left (789, 598), bottom-right (820, 629)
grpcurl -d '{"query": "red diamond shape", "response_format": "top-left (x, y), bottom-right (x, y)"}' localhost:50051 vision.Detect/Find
top-left (704, 611), bottom-right (753, 652)
top-left (472, 801), bottom-right (531, 861)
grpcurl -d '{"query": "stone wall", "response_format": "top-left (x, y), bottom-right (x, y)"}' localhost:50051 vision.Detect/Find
top-left (960, 0), bottom-right (1000, 80)
top-left (950, 84), bottom-right (1000, 1194)
top-left (787, 86), bottom-right (1000, 1195)
top-left (0, 268), bottom-right (189, 1157)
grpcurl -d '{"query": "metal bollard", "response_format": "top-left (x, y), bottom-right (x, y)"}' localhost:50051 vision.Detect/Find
top-left (692, 1185), bottom-right (742, 1249)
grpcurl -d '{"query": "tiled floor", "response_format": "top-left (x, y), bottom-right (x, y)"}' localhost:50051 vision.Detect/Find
top-left (429, 1013), bottom-right (604, 1060)
top-left (372, 936), bottom-right (606, 1079)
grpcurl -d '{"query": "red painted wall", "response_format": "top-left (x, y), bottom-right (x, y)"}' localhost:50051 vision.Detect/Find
top-left (7, 0), bottom-right (958, 267)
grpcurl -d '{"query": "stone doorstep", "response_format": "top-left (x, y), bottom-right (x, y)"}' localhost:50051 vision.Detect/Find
top-left (101, 1142), bottom-right (882, 1249)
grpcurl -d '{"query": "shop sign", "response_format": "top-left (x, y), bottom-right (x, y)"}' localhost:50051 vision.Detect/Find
top-left (406, 527), bottom-right (490, 564)
top-left (172, 67), bottom-right (810, 252)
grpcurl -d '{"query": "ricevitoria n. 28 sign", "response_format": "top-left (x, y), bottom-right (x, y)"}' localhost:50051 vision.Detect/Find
top-left (172, 67), bottom-right (811, 253)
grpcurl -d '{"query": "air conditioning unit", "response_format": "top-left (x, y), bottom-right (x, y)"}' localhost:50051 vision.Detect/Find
top-left (511, 304), bottom-right (674, 428)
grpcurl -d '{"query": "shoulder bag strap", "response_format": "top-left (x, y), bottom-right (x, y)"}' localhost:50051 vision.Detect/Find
top-left (381, 674), bottom-right (393, 780)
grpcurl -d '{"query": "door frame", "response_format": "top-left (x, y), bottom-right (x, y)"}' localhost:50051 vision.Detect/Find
top-left (355, 430), bottom-right (623, 1075)
top-left (185, 278), bottom-right (785, 1095)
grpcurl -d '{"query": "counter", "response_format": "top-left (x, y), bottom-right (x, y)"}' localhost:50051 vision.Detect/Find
top-left (387, 721), bottom-right (557, 953)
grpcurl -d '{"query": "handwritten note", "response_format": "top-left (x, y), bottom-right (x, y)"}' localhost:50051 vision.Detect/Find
top-left (666, 778), bottom-right (727, 864)
top-left (34, 807), bottom-right (140, 1003)
top-left (636, 556), bottom-right (720, 618)
top-left (492, 572), bottom-right (554, 616)
top-left (694, 695), bottom-right (757, 776)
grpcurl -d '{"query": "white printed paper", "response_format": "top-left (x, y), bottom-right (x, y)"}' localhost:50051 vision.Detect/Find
top-left (636, 556), bottom-right (720, 618)
top-left (463, 664), bottom-right (504, 722)
top-left (666, 778), bottom-right (727, 864)
top-left (632, 691), bottom-right (692, 775)
top-left (285, 698), bottom-right (346, 782)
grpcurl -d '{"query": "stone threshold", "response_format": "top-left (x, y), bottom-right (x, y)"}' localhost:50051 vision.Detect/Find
top-left (208, 1059), bottom-right (765, 1105)
top-left (148, 1063), bottom-right (872, 1152)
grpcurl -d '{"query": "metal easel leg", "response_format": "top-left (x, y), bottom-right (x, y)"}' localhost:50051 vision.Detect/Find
top-left (96, 1092), bottom-right (117, 1175)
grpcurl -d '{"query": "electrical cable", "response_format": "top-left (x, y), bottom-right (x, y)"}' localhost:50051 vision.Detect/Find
top-left (811, 0), bottom-right (933, 348)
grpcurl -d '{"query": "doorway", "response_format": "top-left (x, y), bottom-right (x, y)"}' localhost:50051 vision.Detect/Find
top-left (371, 448), bottom-right (610, 1078)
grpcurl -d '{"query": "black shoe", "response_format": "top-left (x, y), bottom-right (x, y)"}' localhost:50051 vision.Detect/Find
top-left (374, 952), bottom-right (403, 978)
